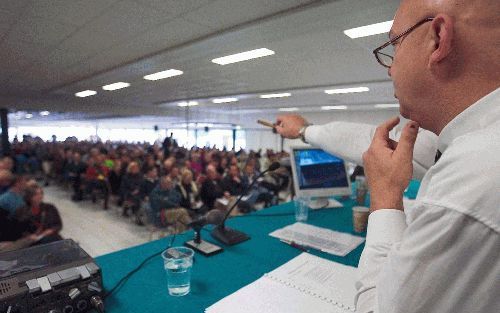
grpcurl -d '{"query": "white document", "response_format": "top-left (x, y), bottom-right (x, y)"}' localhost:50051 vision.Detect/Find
top-left (205, 253), bottom-right (357, 313)
top-left (269, 223), bottom-right (364, 256)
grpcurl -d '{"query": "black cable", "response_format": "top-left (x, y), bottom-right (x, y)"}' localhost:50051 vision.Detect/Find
top-left (104, 233), bottom-right (176, 299)
top-left (103, 208), bottom-right (307, 299)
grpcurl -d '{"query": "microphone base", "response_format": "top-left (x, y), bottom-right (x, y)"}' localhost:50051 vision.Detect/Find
top-left (185, 239), bottom-right (223, 256)
top-left (211, 226), bottom-right (250, 246)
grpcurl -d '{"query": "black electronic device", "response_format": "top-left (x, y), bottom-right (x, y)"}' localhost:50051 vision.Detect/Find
top-left (211, 162), bottom-right (281, 246)
top-left (185, 210), bottom-right (224, 256)
top-left (0, 239), bottom-right (104, 313)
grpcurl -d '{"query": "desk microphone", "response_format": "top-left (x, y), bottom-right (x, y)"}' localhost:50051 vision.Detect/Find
top-left (188, 209), bottom-right (225, 229)
top-left (211, 161), bottom-right (281, 246)
top-left (185, 210), bottom-right (225, 256)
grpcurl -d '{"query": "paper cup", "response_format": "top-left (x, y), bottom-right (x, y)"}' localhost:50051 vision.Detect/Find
top-left (352, 206), bottom-right (370, 233)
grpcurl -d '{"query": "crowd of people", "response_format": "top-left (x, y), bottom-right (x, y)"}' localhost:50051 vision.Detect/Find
top-left (0, 134), bottom-right (291, 252)
top-left (0, 160), bottom-right (63, 252)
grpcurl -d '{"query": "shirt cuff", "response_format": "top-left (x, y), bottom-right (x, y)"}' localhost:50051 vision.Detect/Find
top-left (304, 124), bottom-right (321, 145)
top-left (366, 209), bottom-right (407, 245)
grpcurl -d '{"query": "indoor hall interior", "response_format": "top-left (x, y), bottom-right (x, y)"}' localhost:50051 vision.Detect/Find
top-left (0, 0), bottom-right (417, 312)
top-left (0, 0), bottom-right (402, 257)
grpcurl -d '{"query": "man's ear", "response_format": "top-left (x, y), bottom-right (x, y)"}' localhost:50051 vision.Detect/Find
top-left (428, 14), bottom-right (454, 67)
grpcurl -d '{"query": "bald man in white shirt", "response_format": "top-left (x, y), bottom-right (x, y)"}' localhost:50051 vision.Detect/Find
top-left (276, 0), bottom-right (500, 312)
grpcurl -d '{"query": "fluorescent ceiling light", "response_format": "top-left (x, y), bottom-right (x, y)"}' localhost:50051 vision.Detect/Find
top-left (344, 20), bottom-right (393, 39)
top-left (25, 113), bottom-right (33, 118)
top-left (321, 105), bottom-right (348, 110)
top-left (374, 103), bottom-right (400, 108)
top-left (102, 82), bottom-right (130, 91)
top-left (39, 111), bottom-right (50, 116)
top-left (279, 107), bottom-right (299, 112)
top-left (259, 93), bottom-right (291, 99)
top-left (177, 101), bottom-right (199, 107)
top-left (144, 69), bottom-right (183, 81)
top-left (212, 98), bottom-right (238, 104)
top-left (212, 48), bottom-right (275, 65)
top-left (75, 90), bottom-right (97, 97)
top-left (325, 87), bottom-right (369, 94)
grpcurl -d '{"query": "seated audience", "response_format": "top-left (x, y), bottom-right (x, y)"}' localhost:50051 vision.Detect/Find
top-left (120, 162), bottom-right (143, 221)
top-left (200, 164), bottom-right (226, 210)
top-left (66, 153), bottom-right (86, 200)
top-left (149, 176), bottom-right (190, 231)
top-left (0, 175), bottom-right (28, 217)
top-left (141, 166), bottom-right (158, 200)
top-left (0, 169), bottom-right (13, 195)
top-left (15, 185), bottom-right (63, 245)
top-left (222, 165), bottom-right (246, 196)
top-left (176, 169), bottom-right (200, 214)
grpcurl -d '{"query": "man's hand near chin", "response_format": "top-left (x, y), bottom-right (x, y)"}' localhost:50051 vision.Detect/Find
top-left (362, 116), bottom-right (419, 212)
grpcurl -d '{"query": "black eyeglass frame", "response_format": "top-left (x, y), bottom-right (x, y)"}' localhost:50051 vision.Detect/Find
top-left (373, 17), bottom-right (435, 68)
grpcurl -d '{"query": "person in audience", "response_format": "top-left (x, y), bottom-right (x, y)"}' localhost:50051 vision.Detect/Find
top-left (0, 170), bottom-right (13, 195)
top-left (149, 176), bottom-right (190, 231)
top-left (176, 169), bottom-right (200, 214)
top-left (222, 165), bottom-right (245, 196)
top-left (120, 161), bottom-right (144, 221)
top-left (162, 157), bottom-right (175, 176)
top-left (168, 166), bottom-right (180, 186)
top-left (0, 175), bottom-right (28, 217)
top-left (189, 153), bottom-right (203, 179)
top-left (15, 185), bottom-right (63, 245)
top-left (67, 152), bottom-right (87, 201)
top-left (84, 155), bottom-right (110, 205)
top-left (217, 156), bottom-right (228, 176)
top-left (108, 159), bottom-right (123, 197)
top-left (141, 166), bottom-right (158, 201)
top-left (241, 162), bottom-right (275, 208)
top-left (200, 164), bottom-right (227, 211)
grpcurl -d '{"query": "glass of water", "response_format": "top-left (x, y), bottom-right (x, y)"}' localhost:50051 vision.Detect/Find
top-left (295, 196), bottom-right (309, 222)
top-left (161, 246), bottom-right (194, 296)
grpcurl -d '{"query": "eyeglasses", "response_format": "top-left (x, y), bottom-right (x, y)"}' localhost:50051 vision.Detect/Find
top-left (373, 17), bottom-right (434, 68)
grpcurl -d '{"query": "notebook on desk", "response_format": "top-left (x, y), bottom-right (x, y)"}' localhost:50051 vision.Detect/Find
top-left (205, 253), bottom-right (358, 313)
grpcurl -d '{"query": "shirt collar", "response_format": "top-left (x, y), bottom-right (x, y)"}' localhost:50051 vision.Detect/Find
top-left (438, 87), bottom-right (500, 153)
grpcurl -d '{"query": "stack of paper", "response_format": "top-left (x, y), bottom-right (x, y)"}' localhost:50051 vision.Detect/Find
top-left (205, 253), bottom-right (358, 313)
top-left (270, 223), bottom-right (364, 256)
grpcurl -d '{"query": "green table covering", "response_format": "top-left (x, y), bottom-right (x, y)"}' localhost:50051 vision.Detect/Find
top-left (96, 180), bottom-right (420, 313)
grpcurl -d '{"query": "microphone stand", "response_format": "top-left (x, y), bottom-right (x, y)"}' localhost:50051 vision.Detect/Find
top-left (211, 166), bottom-right (275, 246)
top-left (185, 224), bottom-right (224, 256)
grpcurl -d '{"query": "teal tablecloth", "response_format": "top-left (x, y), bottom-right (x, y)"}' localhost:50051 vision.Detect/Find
top-left (96, 181), bottom-right (420, 313)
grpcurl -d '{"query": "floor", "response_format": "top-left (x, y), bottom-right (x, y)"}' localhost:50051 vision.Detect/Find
top-left (44, 185), bottom-right (152, 257)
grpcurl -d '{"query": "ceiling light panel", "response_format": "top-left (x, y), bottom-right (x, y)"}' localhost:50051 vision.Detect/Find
top-left (75, 90), bottom-right (97, 97)
top-left (321, 105), bottom-right (348, 110)
top-left (212, 98), bottom-right (238, 104)
top-left (144, 69), bottom-right (183, 81)
top-left (102, 82), bottom-right (130, 91)
top-left (177, 101), bottom-right (199, 107)
top-left (344, 20), bottom-right (393, 39)
top-left (324, 87), bottom-right (369, 94)
top-left (374, 103), bottom-right (400, 108)
top-left (212, 48), bottom-right (275, 65)
top-left (279, 107), bottom-right (299, 112)
top-left (259, 93), bottom-right (291, 99)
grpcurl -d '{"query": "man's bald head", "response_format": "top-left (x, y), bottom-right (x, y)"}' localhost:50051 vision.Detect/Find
top-left (388, 0), bottom-right (499, 134)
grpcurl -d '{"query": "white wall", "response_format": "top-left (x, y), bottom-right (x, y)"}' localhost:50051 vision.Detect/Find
top-left (244, 109), bottom-right (399, 151)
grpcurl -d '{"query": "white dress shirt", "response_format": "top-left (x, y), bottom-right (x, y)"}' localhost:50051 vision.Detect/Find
top-left (305, 120), bottom-right (438, 180)
top-left (354, 88), bottom-right (500, 313)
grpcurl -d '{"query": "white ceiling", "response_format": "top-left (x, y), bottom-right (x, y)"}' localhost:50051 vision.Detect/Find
top-left (0, 0), bottom-right (400, 128)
